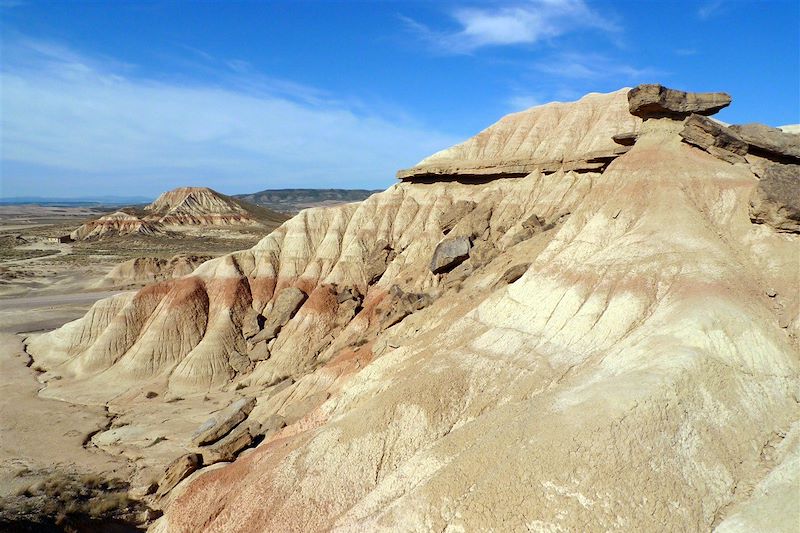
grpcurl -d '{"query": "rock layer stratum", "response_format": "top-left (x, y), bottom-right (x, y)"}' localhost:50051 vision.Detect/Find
top-left (144, 187), bottom-right (286, 227)
top-left (27, 87), bottom-right (799, 532)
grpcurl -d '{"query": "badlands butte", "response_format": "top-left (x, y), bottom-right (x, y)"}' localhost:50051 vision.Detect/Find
top-left (4, 84), bottom-right (799, 532)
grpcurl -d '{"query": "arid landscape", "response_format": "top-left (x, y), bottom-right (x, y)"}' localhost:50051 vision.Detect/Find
top-left (1, 84), bottom-right (798, 532)
top-left (0, 187), bottom-right (293, 529)
top-left (2, 1), bottom-right (799, 531)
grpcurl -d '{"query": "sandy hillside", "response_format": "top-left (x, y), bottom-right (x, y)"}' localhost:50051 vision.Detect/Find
top-left (19, 86), bottom-right (800, 532)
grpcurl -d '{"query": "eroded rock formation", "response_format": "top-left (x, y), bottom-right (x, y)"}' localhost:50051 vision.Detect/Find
top-left (628, 83), bottom-right (732, 118)
top-left (69, 211), bottom-right (164, 240)
top-left (397, 89), bottom-right (642, 180)
top-left (27, 86), bottom-right (800, 532)
top-left (145, 187), bottom-right (285, 227)
top-left (97, 254), bottom-right (211, 288)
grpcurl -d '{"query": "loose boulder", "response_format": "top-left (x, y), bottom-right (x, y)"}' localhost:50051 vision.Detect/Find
top-left (377, 285), bottom-right (435, 330)
top-left (155, 453), bottom-right (202, 497)
top-left (202, 421), bottom-right (263, 465)
top-left (729, 123), bottom-right (800, 161)
top-left (498, 263), bottom-right (531, 286)
top-left (749, 163), bottom-right (800, 233)
top-left (248, 341), bottom-right (271, 362)
top-left (364, 239), bottom-right (396, 284)
top-left (335, 286), bottom-right (364, 327)
top-left (679, 114), bottom-right (748, 164)
top-left (612, 131), bottom-right (638, 146)
top-left (228, 352), bottom-right (253, 374)
top-left (628, 84), bottom-right (731, 119)
top-left (430, 236), bottom-right (471, 274)
top-left (250, 287), bottom-right (307, 343)
top-left (439, 201), bottom-right (477, 234)
top-left (190, 397), bottom-right (256, 446)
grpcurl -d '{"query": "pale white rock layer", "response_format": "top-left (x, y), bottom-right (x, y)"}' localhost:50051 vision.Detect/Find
top-left (398, 89), bottom-right (641, 178)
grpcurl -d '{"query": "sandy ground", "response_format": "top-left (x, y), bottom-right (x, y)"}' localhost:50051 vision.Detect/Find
top-left (0, 205), bottom-right (273, 298)
top-left (0, 207), bottom-right (277, 527)
top-left (0, 291), bottom-right (131, 500)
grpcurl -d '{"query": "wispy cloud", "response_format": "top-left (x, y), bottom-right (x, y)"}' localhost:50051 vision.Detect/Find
top-left (403, 0), bottom-right (619, 54)
top-left (697, 0), bottom-right (724, 19)
top-left (533, 52), bottom-right (663, 81)
top-left (507, 93), bottom-right (545, 111)
top-left (0, 38), bottom-right (458, 197)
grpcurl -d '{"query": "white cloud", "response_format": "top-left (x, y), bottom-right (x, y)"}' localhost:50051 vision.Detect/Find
top-left (0, 39), bottom-right (458, 197)
top-left (507, 93), bottom-right (545, 111)
top-left (533, 52), bottom-right (663, 81)
top-left (697, 0), bottom-right (724, 20)
top-left (404, 0), bottom-right (618, 54)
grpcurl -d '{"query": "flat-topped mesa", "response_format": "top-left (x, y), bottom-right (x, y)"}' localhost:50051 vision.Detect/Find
top-left (628, 83), bottom-right (731, 119)
top-left (397, 89), bottom-right (642, 181)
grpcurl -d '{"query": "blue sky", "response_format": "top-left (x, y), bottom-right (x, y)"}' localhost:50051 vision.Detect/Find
top-left (1, 0), bottom-right (798, 198)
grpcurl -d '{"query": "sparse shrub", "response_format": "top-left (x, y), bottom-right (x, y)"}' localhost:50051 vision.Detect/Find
top-left (0, 469), bottom-right (154, 531)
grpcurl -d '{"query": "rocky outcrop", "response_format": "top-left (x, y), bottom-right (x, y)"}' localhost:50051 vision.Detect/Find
top-left (430, 236), bottom-right (471, 274)
top-left (190, 397), bottom-right (256, 447)
top-left (364, 240), bottom-right (396, 284)
top-left (730, 123), bottom-right (800, 161)
top-left (628, 83), bottom-right (731, 118)
top-left (497, 263), bottom-right (530, 286)
top-left (612, 131), bottom-right (638, 146)
top-left (439, 201), bottom-right (477, 234)
top-left (155, 453), bottom-right (202, 497)
top-left (374, 285), bottom-right (435, 330)
top-left (201, 421), bottom-right (262, 465)
top-left (679, 114), bottom-right (748, 164)
top-left (69, 211), bottom-right (164, 240)
top-left (398, 89), bottom-right (641, 180)
top-left (749, 163), bottom-right (800, 232)
top-left (248, 288), bottom-right (307, 345)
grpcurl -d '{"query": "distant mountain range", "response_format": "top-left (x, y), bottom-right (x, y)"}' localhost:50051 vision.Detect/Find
top-left (0, 195), bottom-right (153, 206)
top-left (233, 188), bottom-right (380, 215)
top-left (1, 189), bottom-right (381, 214)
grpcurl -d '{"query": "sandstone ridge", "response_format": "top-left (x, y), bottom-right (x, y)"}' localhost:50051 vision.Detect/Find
top-left (397, 89), bottom-right (642, 180)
